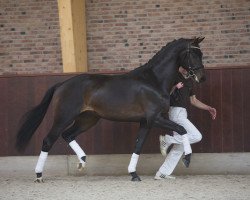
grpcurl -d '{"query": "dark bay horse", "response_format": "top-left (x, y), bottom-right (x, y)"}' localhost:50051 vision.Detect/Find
top-left (16, 37), bottom-right (206, 182)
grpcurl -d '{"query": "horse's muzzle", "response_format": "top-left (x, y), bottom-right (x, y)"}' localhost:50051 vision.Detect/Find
top-left (194, 68), bottom-right (206, 83)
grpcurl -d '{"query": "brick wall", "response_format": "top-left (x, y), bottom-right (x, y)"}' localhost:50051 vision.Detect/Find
top-left (0, 0), bottom-right (250, 74)
top-left (0, 0), bottom-right (62, 74)
top-left (86, 0), bottom-right (250, 72)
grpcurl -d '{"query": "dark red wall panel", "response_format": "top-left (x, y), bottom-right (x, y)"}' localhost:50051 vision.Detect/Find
top-left (0, 68), bottom-right (249, 156)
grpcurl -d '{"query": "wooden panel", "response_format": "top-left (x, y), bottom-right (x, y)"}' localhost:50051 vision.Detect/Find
top-left (58, 0), bottom-right (88, 72)
top-left (71, 0), bottom-right (88, 72)
top-left (209, 70), bottom-right (223, 152)
top-left (6, 77), bottom-right (34, 156)
top-left (242, 69), bottom-right (250, 152)
top-left (1, 67), bottom-right (250, 156)
top-left (58, 0), bottom-right (75, 72)
top-left (221, 70), bottom-right (233, 152)
top-left (0, 78), bottom-right (8, 156)
top-left (231, 70), bottom-right (244, 152)
top-left (200, 70), bottom-right (214, 153)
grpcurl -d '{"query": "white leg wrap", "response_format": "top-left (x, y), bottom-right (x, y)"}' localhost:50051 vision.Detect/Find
top-left (35, 151), bottom-right (48, 173)
top-left (69, 140), bottom-right (86, 163)
top-left (182, 134), bottom-right (192, 155)
top-left (128, 153), bottom-right (139, 173)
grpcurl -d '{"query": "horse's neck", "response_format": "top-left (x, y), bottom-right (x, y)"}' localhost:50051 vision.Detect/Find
top-left (151, 60), bottom-right (178, 93)
top-left (152, 45), bottom-right (186, 94)
top-left (129, 40), bottom-right (187, 95)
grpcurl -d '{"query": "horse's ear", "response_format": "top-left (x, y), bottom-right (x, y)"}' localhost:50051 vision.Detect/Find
top-left (197, 36), bottom-right (205, 43)
top-left (191, 37), bottom-right (205, 45)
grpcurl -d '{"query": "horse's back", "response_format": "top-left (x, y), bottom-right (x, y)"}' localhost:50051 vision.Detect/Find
top-left (84, 75), bottom-right (167, 121)
top-left (54, 73), bottom-right (168, 122)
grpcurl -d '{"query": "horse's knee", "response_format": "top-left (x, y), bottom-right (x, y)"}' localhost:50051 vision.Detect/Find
top-left (62, 132), bottom-right (74, 143)
top-left (42, 136), bottom-right (57, 152)
top-left (134, 139), bottom-right (144, 154)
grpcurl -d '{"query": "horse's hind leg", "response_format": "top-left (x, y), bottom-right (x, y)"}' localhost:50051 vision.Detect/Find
top-left (61, 111), bottom-right (100, 171)
top-left (34, 79), bottom-right (89, 182)
top-left (35, 106), bottom-right (83, 182)
top-left (34, 118), bottom-right (75, 183)
top-left (35, 127), bottom-right (65, 182)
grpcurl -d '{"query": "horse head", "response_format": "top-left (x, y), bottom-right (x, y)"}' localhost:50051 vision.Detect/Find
top-left (179, 37), bottom-right (206, 83)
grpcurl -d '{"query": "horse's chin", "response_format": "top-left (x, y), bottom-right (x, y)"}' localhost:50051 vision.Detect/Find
top-left (191, 75), bottom-right (206, 84)
top-left (193, 69), bottom-right (206, 83)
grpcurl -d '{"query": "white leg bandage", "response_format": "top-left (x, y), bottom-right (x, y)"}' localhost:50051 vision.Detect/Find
top-left (69, 140), bottom-right (86, 163)
top-left (35, 151), bottom-right (48, 173)
top-left (182, 134), bottom-right (192, 155)
top-left (128, 153), bottom-right (139, 173)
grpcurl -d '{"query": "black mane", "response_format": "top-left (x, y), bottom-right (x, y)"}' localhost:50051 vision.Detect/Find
top-left (128, 38), bottom-right (189, 76)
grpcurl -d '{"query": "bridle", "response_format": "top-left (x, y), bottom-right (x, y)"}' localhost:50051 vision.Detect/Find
top-left (184, 44), bottom-right (202, 79)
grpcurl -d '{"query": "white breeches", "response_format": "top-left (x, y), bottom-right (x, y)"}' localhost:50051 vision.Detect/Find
top-left (159, 107), bottom-right (202, 175)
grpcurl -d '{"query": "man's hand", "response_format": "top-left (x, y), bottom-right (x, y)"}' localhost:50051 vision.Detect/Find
top-left (176, 82), bottom-right (184, 89)
top-left (208, 107), bottom-right (217, 120)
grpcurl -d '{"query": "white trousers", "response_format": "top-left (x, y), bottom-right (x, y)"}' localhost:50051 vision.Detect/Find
top-left (159, 107), bottom-right (202, 175)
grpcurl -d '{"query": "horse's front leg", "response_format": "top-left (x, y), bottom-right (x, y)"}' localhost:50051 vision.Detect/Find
top-left (128, 121), bottom-right (150, 181)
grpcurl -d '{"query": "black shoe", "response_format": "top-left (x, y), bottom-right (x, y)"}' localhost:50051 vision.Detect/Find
top-left (182, 154), bottom-right (191, 168)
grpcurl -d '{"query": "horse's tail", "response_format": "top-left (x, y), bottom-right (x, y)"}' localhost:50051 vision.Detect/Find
top-left (16, 83), bottom-right (61, 152)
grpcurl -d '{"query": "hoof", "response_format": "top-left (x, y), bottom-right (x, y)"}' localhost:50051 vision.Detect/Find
top-left (131, 176), bottom-right (141, 181)
top-left (77, 163), bottom-right (85, 171)
top-left (34, 177), bottom-right (44, 183)
top-left (182, 153), bottom-right (191, 168)
top-left (130, 172), bottom-right (141, 182)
